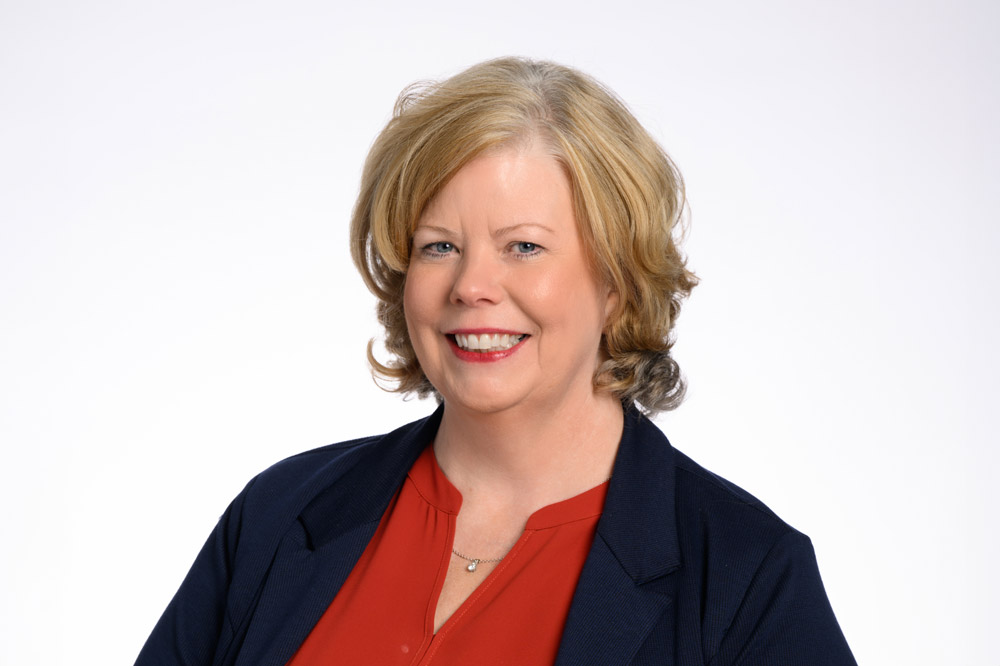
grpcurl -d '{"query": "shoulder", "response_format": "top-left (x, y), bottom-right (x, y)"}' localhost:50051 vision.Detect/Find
top-left (251, 435), bottom-right (380, 498)
top-left (671, 445), bottom-right (797, 545)
top-left (654, 435), bottom-right (853, 663)
top-left (234, 411), bottom-right (441, 536)
top-left (666, 440), bottom-right (811, 586)
top-left (134, 415), bottom-right (439, 665)
top-left (235, 434), bottom-right (380, 516)
top-left (623, 412), bottom-right (799, 553)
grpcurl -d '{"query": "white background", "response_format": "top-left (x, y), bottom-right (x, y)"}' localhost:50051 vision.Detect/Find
top-left (2, 1), bottom-right (997, 663)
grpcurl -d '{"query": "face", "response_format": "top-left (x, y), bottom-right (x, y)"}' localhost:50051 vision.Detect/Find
top-left (403, 140), bottom-right (618, 416)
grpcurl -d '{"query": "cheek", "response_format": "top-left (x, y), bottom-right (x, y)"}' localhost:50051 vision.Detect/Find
top-left (402, 277), bottom-right (425, 339)
top-left (403, 270), bottom-right (441, 339)
top-left (536, 267), bottom-right (609, 328)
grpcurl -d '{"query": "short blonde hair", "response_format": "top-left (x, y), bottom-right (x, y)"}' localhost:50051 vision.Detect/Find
top-left (350, 57), bottom-right (697, 414)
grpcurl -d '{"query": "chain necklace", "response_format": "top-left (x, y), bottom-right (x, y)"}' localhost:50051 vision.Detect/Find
top-left (451, 548), bottom-right (505, 573)
top-left (451, 475), bottom-right (612, 573)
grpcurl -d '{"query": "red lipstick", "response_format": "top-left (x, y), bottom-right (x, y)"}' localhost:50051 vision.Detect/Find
top-left (445, 330), bottom-right (529, 363)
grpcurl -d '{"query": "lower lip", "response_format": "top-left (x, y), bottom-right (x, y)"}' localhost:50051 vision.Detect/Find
top-left (446, 335), bottom-right (528, 363)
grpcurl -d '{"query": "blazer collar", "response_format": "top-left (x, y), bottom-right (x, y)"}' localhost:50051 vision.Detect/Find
top-left (599, 406), bottom-right (681, 582)
top-left (298, 405), bottom-right (444, 550)
top-left (554, 408), bottom-right (681, 665)
top-left (299, 404), bottom-right (680, 576)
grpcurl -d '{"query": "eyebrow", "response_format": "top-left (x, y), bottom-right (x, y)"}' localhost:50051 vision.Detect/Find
top-left (412, 222), bottom-right (555, 237)
top-left (412, 224), bottom-right (454, 236)
top-left (493, 222), bottom-right (555, 237)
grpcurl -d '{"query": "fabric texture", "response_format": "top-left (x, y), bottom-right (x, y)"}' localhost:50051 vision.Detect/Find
top-left (135, 406), bottom-right (857, 665)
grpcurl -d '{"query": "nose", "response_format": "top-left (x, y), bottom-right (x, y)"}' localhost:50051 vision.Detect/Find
top-left (449, 249), bottom-right (503, 306)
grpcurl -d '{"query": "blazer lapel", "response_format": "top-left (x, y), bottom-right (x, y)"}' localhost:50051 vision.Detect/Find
top-left (230, 408), bottom-right (443, 666)
top-left (231, 519), bottom-right (383, 665)
top-left (556, 409), bottom-right (682, 665)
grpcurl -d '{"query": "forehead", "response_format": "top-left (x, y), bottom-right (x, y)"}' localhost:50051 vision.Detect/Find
top-left (416, 142), bottom-right (574, 231)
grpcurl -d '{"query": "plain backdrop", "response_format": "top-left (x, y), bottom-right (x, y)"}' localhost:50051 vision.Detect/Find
top-left (1, 1), bottom-right (997, 663)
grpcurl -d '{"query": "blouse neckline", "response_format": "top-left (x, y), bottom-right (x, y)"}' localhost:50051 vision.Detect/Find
top-left (406, 446), bottom-right (609, 531)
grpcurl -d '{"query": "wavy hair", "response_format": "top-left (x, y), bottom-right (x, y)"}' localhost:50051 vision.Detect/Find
top-left (350, 57), bottom-right (697, 414)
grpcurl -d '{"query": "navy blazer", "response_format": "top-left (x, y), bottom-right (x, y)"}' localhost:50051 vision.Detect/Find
top-left (136, 407), bottom-right (856, 665)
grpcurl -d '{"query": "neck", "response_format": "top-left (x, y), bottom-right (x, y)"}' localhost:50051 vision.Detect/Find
top-left (432, 391), bottom-right (624, 512)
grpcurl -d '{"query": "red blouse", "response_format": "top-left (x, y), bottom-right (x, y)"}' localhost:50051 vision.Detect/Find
top-left (287, 445), bottom-right (608, 665)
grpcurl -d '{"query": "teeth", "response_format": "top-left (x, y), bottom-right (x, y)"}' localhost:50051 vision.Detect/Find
top-left (455, 333), bottom-right (525, 352)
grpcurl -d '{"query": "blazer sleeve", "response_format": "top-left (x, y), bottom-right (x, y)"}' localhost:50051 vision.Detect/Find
top-left (134, 479), bottom-right (255, 666)
top-left (708, 531), bottom-right (857, 666)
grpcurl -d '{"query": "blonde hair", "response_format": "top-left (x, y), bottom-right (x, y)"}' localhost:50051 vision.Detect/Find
top-left (350, 57), bottom-right (697, 414)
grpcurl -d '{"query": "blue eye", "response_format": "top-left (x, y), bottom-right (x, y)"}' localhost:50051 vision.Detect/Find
top-left (513, 242), bottom-right (539, 255)
top-left (421, 241), bottom-right (455, 256)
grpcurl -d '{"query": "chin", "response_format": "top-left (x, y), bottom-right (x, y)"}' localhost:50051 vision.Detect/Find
top-left (441, 395), bottom-right (518, 416)
top-left (438, 384), bottom-right (530, 416)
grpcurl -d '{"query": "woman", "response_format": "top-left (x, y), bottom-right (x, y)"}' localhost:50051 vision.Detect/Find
top-left (136, 58), bottom-right (856, 665)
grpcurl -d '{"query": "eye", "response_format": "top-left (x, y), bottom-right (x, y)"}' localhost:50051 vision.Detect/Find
top-left (419, 241), bottom-right (456, 257)
top-left (510, 241), bottom-right (542, 257)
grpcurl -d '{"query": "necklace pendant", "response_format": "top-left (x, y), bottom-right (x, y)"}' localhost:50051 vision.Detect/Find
top-left (466, 560), bottom-right (479, 572)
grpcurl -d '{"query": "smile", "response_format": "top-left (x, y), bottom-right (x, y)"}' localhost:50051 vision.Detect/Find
top-left (452, 333), bottom-right (527, 353)
top-left (445, 330), bottom-right (530, 363)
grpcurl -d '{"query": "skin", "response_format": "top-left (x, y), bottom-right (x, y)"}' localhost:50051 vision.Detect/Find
top-left (403, 137), bottom-right (624, 632)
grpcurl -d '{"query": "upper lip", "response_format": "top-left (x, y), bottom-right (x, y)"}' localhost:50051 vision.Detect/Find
top-left (445, 328), bottom-right (528, 336)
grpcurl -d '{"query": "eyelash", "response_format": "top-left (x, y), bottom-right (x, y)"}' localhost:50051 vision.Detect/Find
top-left (510, 241), bottom-right (542, 258)
top-left (419, 241), bottom-right (456, 258)
top-left (417, 241), bottom-right (543, 259)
